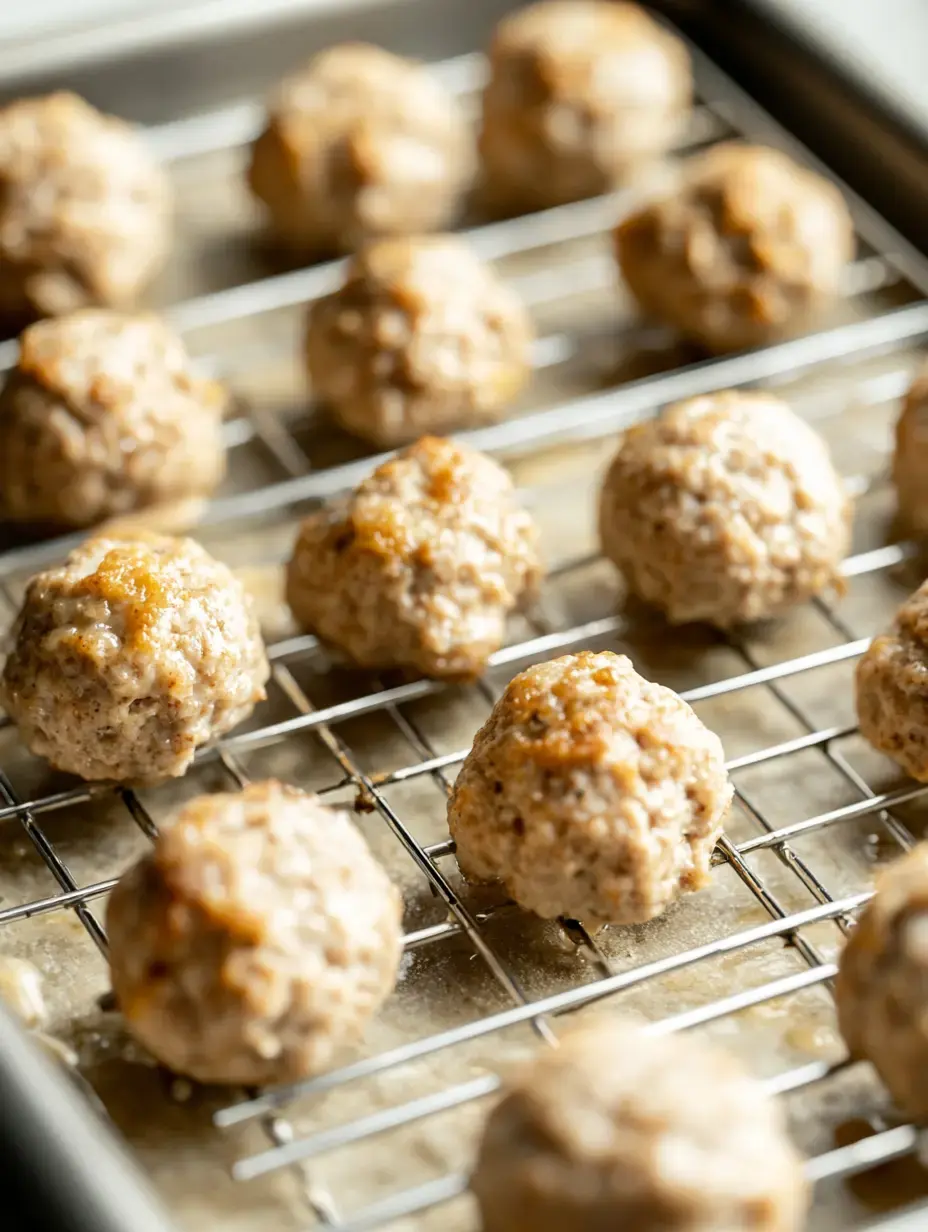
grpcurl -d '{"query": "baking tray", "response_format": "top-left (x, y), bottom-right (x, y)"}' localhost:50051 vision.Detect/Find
top-left (2, 2), bottom-right (928, 1229)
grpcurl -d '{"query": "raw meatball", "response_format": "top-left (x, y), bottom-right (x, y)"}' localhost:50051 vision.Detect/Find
top-left (0, 93), bottom-right (170, 323)
top-left (856, 579), bottom-right (928, 781)
top-left (615, 143), bottom-right (854, 353)
top-left (447, 650), bottom-right (731, 925)
top-left (599, 391), bottom-right (851, 628)
top-left (0, 535), bottom-right (269, 785)
top-left (474, 1018), bottom-right (807, 1231)
top-left (836, 844), bottom-right (928, 1118)
top-left (893, 366), bottom-right (928, 534)
top-left (107, 780), bottom-right (403, 1085)
top-left (286, 436), bottom-right (540, 679)
top-left (306, 235), bottom-right (532, 447)
top-left (0, 311), bottom-right (226, 528)
top-left (248, 44), bottom-right (472, 255)
top-left (480, 1), bottom-right (691, 212)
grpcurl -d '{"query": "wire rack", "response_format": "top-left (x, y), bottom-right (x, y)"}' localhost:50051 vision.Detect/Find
top-left (2, 12), bottom-right (928, 1232)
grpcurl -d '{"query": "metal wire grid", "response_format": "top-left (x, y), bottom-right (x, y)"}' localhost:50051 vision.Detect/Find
top-left (0, 19), bottom-right (926, 1232)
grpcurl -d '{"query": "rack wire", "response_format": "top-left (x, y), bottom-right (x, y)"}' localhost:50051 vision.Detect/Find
top-left (1, 13), bottom-right (928, 1232)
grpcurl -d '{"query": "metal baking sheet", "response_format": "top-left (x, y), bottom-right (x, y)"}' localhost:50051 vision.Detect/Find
top-left (1, 3), bottom-right (928, 1229)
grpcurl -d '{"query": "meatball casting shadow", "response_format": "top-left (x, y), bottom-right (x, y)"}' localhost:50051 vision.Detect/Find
top-left (0, 535), bottom-right (270, 787)
top-left (304, 236), bottom-right (534, 450)
top-left (0, 311), bottom-right (227, 532)
top-left (0, 94), bottom-right (171, 327)
top-left (247, 45), bottom-right (473, 258)
top-left (472, 1017), bottom-right (808, 1232)
top-left (448, 651), bottom-right (733, 929)
top-left (615, 143), bottom-right (855, 355)
top-left (598, 391), bottom-right (853, 631)
top-left (477, 1), bottom-right (692, 216)
top-left (285, 436), bottom-right (542, 681)
top-left (106, 781), bottom-right (403, 1087)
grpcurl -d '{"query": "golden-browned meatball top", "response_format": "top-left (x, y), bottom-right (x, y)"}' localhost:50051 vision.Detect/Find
top-left (448, 650), bottom-right (732, 925)
top-left (287, 436), bottom-right (541, 679)
top-left (1, 535), bottom-right (269, 784)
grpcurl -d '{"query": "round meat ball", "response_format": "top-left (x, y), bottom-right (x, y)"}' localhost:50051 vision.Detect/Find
top-left (248, 44), bottom-right (472, 255)
top-left (472, 1018), bottom-right (808, 1232)
top-left (306, 235), bottom-right (532, 447)
top-left (836, 844), bottom-right (928, 1118)
top-left (615, 143), bottom-right (854, 353)
top-left (0, 311), bottom-right (226, 528)
top-left (447, 650), bottom-right (732, 925)
top-left (599, 391), bottom-right (851, 628)
top-left (0, 535), bottom-right (269, 785)
top-left (856, 579), bottom-right (928, 782)
top-left (893, 366), bottom-right (928, 534)
top-left (286, 436), bottom-right (541, 680)
top-left (479, 1), bottom-right (691, 212)
top-left (107, 780), bottom-right (403, 1085)
top-left (0, 93), bottom-right (170, 323)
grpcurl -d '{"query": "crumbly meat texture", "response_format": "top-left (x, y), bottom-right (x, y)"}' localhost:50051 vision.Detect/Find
top-left (893, 367), bottom-right (928, 535)
top-left (107, 780), bottom-right (403, 1086)
top-left (615, 142), bottom-right (854, 353)
top-left (248, 43), bottom-right (473, 255)
top-left (0, 93), bottom-right (170, 323)
top-left (286, 436), bottom-right (541, 679)
top-left (447, 650), bottom-right (732, 925)
top-left (1, 535), bottom-right (269, 785)
top-left (836, 845), bottom-right (928, 1119)
top-left (0, 311), bottom-right (226, 527)
top-left (480, 0), bottom-right (691, 212)
top-left (598, 391), bottom-right (851, 628)
top-left (472, 1018), bottom-right (808, 1232)
top-left (306, 235), bottom-right (532, 447)
top-left (856, 580), bottom-right (928, 782)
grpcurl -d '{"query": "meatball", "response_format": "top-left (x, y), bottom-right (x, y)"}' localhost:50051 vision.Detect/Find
top-left (836, 844), bottom-right (928, 1119)
top-left (856, 579), bottom-right (928, 782)
top-left (479, 1), bottom-right (691, 212)
top-left (615, 143), bottom-right (854, 353)
top-left (107, 780), bottom-right (403, 1085)
top-left (447, 651), bottom-right (731, 925)
top-left (472, 1018), bottom-right (808, 1232)
top-left (599, 391), bottom-right (851, 628)
top-left (893, 366), bottom-right (928, 535)
top-left (0, 93), bottom-right (170, 323)
top-left (0, 311), bottom-right (226, 528)
top-left (1, 535), bottom-right (269, 785)
top-left (248, 44), bottom-right (472, 255)
top-left (286, 436), bottom-right (540, 679)
top-left (306, 235), bottom-right (532, 447)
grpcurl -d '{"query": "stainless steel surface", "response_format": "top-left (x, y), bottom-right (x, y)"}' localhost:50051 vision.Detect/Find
top-left (1, 5), bottom-right (928, 1230)
top-left (0, 0), bottom-right (379, 83)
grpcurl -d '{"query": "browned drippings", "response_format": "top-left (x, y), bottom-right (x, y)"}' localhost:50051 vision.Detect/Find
top-left (835, 1118), bottom-right (928, 1211)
